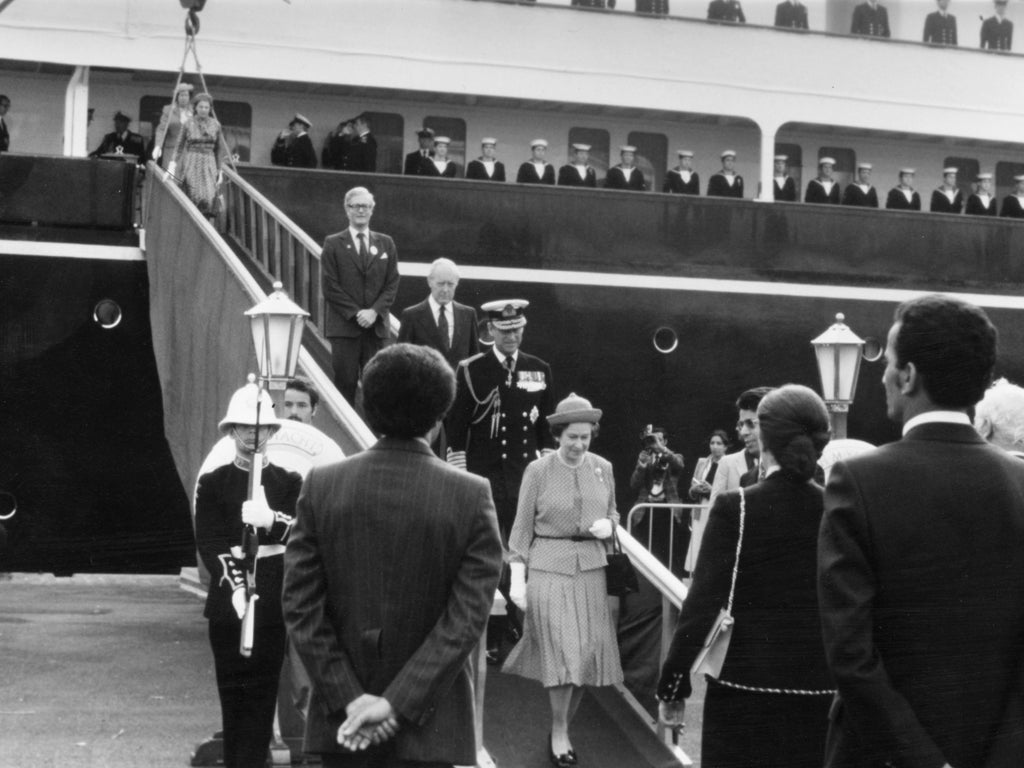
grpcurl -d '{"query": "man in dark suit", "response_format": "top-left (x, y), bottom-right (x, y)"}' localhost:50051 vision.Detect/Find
top-left (323, 119), bottom-right (354, 170)
top-left (663, 149), bottom-right (700, 195)
top-left (772, 154), bottom-right (798, 201)
top-left (516, 139), bottom-right (555, 185)
top-left (929, 166), bottom-right (964, 213)
top-left (775, 0), bottom-right (809, 28)
top-left (0, 95), bottom-right (10, 152)
top-left (850, 0), bottom-right (890, 36)
top-left (90, 111), bottom-right (146, 159)
top-left (346, 115), bottom-right (377, 173)
top-left (465, 138), bottom-right (506, 182)
top-left (557, 143), bottom-right (598, 188)
top-left (283, 343), bottom-right (503, 768)
top-left (819, 294), bottom-right (1024, 768)
top-left (923, 0), bottom-right (957, 44)
top-left (403, 128), bottom-right (434, 175)
top-left (708, 0), bottom-right (745, 22)
top-left (397, 258), bottom-right (480, 371)
top-left (271, 114), bottom-right (317, 169)
top-left (841, 162), bottom-right (879, 207)
top-left (885, 168), bottom-right (921, 210)
top-left (605, 145), bottom-right (646, 191)
top-left (321, 186), bottom-right (400, 404)
top-left (965, 172), bottom-right (998, 215)
top-left (805, 157), bottom-right (841, 204)
top-left (1000, 174), bottom-right (1024, 217)
top-left (706, 150), bottom-right (744, 198)
top-left (981, 0), bottom-right (1013, 50)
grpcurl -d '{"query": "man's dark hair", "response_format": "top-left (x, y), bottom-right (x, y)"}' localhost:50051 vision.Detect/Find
top-left (361, 344), bottom-right (455, 439)
top-left (893, 294), bottom-right (997, 409)
top-left (0, 95), bottom-right (9, 107)
top-left (285, 376), bottom-right (320, 410)
top-left (736, 386), bottom-right (774, 413)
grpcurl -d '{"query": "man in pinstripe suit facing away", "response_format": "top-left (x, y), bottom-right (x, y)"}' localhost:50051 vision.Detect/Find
top-left (283, 344), bottom-right (503, 768)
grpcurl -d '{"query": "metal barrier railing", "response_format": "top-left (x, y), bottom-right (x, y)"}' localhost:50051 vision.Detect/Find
top-left (626, 501), bottom-right (708, 578)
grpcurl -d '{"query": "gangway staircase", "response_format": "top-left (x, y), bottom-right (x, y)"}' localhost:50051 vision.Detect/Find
top-left (142, 163), bottom-right (692, 767)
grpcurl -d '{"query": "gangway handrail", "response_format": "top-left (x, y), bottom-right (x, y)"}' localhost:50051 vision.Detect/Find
top-left (145, 161), bottom-right (376, 450)
top-left (617, 517), bottom-right (688, 610)
top-left (221, 165), bottom-right (400, 341)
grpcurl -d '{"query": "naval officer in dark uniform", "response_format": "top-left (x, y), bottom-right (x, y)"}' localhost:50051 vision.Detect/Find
top-left (447, 299), bottom-right (554, 540)
top-left (923, 0), bottom-right (957, 44)
top-left (981, 0), bottom-right (1013, 50)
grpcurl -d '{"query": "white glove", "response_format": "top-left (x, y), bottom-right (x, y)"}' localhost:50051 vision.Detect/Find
top-left (166, 161), bottom-right (177, 178)
top-left (509, 562), bottom-right (527, 612)
top-left (231, 588), bottom-right (247, 620)
top-left (242, 499), bottom-right (274, 530)
top-left (446, 448), bottom-right (467, 471)
top-left (588, 518), bottom-right (614, 540)
top-left (152, 146), bottom-right (162, 160)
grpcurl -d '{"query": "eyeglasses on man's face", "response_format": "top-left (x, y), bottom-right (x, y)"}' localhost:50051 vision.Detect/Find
top-left (346, 203), bottom-right (374, 212)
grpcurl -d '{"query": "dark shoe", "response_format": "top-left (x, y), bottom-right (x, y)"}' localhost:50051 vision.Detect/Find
top-left (549, 733), bottom-right (577, 767)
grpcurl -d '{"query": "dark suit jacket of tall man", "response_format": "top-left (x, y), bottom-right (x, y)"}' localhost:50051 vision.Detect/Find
top-left (346, 133), bottom-right (377, 173)
top-left (321, 229), bottom-right (400, 339)
top-left (397, 299), bottom-right (480, 370)
top-left (851, 2), bottom-right (890, 36)
top-left (272, 133), bottom-right (317, 168)
top-left (404, 149), bottom-right (431, 175)
top-left (819, 422), bottom-right (1024, 768)
top-left (775, 0), bottom-right (808, 29)
top-left (923, 10), bottom-right (957, 44)
top-left (283, 438), bottom-right (503, 764)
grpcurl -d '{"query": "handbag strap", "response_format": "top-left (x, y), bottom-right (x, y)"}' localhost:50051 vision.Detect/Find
top-left (725, 486), bottom-right (746, 614)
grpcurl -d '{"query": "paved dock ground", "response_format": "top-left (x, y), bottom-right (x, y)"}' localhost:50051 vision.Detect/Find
top-left (0, 573), bottom-right (704, 768)
top-left (0, 574), bottom-right (218, 768)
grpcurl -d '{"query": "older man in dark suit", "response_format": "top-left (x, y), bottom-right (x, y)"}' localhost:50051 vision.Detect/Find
top-left (819, 293), bottom-right (1024, 768)
top-left (321, 186), bottom-right (400, 404)
top-left (284, 344), bottom-right (503, 768)
top-left (397, 258), bottom-right (479, 371)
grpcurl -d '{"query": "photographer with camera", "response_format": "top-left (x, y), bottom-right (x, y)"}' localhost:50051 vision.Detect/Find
top-left (629, 425), bottom-right (687, 575)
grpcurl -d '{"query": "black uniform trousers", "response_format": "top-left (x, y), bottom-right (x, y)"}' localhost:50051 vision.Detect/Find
top-left (209, 620), bottom-right (287, 768)
top-left (322, 750), bottom-right (451, 768)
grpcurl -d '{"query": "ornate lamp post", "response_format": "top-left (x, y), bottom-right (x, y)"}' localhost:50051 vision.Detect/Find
top-left (811, 313), bottom-right (865, 439)
top-left (245, 281), bottom-right (309, 390)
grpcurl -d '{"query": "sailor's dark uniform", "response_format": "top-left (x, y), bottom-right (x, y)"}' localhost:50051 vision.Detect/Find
top-left (195, 461), bottom-right (301, 768)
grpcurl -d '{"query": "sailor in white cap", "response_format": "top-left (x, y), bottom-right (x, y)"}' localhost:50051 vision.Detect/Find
top-left (773, 154), bottom-right (797, 202)
top-left (516, 139), bottom-right (555, 185)
top-left (965, 172), bottom-right (997, 216)
top-left (885, 168), bottom-right (921, 211)
top-left (664, 149), bottom-right (700, 195)
top-left (1000, 174), bottom-right (1024, 218)
top-left (805, 156), bottom-right (841, 205)
top-left (420, 135), bottom-right (458, 178)
top-left (930, 166), bottom-right (963, 214)
top-left (605, 144), bottom-right (647, 191)
top-left (196, 379), bottom-right (302, 768)
top-left (842, 162), bottom-right (879, 207)
top-left (271, 113), bottom-right (317, 169)
top-left (466, 137), bottom-right (506, 182)
top-left (707, 149), bottom-right (744, 198)
top-left (558, 143), bottom-right (597, 188)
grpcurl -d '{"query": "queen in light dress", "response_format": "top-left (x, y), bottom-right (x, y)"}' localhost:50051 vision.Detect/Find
top-left (168, 91), bottom-right (229, 216)
top-left (503, 393), bottom-right (623, 768)
top-left (151, 82), bottom-right (193, 167)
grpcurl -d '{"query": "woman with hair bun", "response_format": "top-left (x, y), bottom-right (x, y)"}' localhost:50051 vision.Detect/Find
top-left (657, 384), bottom-right (835, 768)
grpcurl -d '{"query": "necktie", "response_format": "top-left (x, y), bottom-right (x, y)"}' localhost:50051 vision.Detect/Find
top-left (438, 304), bottom-right (450, 352)
top-left (504, 356), bottom-right (514, 387)
top-left (357, 232), bottom-right (368, 263)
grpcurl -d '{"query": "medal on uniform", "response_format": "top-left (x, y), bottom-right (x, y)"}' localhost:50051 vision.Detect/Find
top-left (529, 406), bottom-right (539, 424)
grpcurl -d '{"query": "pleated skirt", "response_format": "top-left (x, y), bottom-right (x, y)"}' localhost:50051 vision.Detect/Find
top-left (503, 565), bottom-right (623, 688)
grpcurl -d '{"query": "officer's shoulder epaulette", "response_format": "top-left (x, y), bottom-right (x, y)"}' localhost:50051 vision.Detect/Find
top-left (459, 352), bottom-right (487, 368)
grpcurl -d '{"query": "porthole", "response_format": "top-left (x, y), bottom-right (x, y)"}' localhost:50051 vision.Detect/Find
top-left (93, 299), bottom-right (123, 329)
